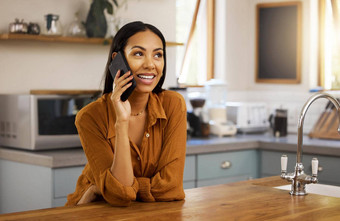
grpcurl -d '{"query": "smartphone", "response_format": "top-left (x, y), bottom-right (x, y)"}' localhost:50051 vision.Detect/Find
top-left (109, 51), bottom-right (136, 101)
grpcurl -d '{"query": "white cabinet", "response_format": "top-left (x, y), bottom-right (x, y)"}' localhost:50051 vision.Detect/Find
top-left (0, 159), bottom-right (83, 214)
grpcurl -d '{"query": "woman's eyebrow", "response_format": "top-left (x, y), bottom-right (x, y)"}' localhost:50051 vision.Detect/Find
top-left (130, 46), bottom-right (163, 52)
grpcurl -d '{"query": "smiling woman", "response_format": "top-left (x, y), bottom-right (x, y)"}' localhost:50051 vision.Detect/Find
top-left (65, 21), bottom-right (187, 207)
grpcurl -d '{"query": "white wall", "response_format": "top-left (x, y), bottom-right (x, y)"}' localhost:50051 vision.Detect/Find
top-left (214, 0), bottom-right (325, 133)
top-left (0, 0), bottom-right (177, 94)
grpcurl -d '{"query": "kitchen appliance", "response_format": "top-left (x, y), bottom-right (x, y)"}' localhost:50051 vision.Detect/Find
top-left (187, 88), bottom-right (209, 137)
top-left (226, 102), bottom-right (269, 133)
top-left (204, 79), bottom-right (236, 137)
top-left (0, 91), bottom-right (99, 150)
top-left (208, 107), bottom-right (237, 137)
top-left (269, 108), bottom-right (288, 137)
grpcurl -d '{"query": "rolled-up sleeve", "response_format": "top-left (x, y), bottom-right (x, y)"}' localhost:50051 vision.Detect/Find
top-left (136, 93), bottom-right (187, 201)
top-left (76, 112), bottom-right (138, 206)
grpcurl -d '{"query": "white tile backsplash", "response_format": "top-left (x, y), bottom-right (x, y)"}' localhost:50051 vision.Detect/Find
top-left (227, 90), bottom-right (332, 135)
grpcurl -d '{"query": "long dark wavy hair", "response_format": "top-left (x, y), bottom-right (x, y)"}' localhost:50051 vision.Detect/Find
top-left (102, 21), bottom-right (166, 95)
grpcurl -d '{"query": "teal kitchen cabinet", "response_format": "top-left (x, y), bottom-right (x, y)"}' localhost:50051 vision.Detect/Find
top-left (196, 150), bottom-right (259, 187)
top-left (183, 155), bottom-right (196, 189)
top-left (260, 150), bottom-right (340, 186)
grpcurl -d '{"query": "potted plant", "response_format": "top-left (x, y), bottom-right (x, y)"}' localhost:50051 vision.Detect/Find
top-left (84, 0), bottom-right (120, 38)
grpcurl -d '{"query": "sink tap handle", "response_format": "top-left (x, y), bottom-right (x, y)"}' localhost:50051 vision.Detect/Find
top-left (281, 155), bottom-right (288, 173)
top-left (312, 158), bottom-right (319, 177)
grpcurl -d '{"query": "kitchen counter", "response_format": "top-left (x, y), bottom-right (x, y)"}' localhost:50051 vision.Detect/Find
top-left (1, 176), bottom-right (340, 220)
top-left (1, 133), bottom-right (339, 168)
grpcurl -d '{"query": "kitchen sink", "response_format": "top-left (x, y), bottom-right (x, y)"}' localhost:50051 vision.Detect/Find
top-left (274, 184), bottom-right (340, 198)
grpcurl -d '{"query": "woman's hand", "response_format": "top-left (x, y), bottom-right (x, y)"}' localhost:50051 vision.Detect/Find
top-left (77, 185), bottom-right (101, 205)
top-left (110, 70), bottom-right (133, 122)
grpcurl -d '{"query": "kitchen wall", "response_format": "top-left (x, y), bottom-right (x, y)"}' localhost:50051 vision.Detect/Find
top-left (0, 0), bottom-right (334, 134)
top-left (0, 0), bottom-right (177, 94)
top-left (215, 0), bottom-right (329, 133)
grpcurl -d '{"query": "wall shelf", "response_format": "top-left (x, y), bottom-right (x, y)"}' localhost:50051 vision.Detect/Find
top-left (0, 33), bottom-right (183, 47)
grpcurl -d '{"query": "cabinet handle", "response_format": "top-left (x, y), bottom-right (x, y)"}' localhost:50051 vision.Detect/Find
top-left (221, 161), bottom-right (232, 169)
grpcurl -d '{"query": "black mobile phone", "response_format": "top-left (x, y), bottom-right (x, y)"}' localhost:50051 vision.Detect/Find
top-left (109, 51), bottom-right (136, 101)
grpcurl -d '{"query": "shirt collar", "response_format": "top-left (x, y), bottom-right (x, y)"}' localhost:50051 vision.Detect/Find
top-left (107, 92), bottom-right (167, 139)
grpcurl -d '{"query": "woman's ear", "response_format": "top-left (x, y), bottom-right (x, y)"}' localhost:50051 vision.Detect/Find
top-left (112, 52), bottom-right (117, 59)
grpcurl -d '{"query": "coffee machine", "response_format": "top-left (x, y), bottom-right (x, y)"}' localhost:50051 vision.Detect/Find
top-left (187, 88), bottom-right (209, 138)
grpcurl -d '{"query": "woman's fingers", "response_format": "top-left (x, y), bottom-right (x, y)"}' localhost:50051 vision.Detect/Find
top-left (112, 71), bottom-right (133, 101)
top-left (114, 71), bottom-right (132, 89)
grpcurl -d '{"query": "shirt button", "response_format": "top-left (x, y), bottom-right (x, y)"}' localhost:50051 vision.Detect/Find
top-left (137, 156), bottom-right (140, 161)
top-left (146, 133), bottom-right (150, 138)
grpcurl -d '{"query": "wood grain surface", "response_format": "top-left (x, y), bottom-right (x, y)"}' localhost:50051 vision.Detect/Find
top-left (1, 176), bottom-right (340, 220)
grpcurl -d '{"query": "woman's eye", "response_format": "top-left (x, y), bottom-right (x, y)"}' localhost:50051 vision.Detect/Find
top-left (155, 53), bottom-right (163, 58)
top-left (134, 52), bottom-right (143, 56)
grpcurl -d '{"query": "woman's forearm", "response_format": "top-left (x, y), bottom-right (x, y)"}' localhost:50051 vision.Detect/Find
top-left (110, 121), bottom-right (134, 186)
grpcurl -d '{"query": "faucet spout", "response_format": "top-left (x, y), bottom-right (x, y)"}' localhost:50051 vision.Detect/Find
top-left (297, 92), bottom-right (340, 164)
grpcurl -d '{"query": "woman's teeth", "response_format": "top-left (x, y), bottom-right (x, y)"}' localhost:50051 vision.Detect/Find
top-left (138, 75), bottom-right (155, 79)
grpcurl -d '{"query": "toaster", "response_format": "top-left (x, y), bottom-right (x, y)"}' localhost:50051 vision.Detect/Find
top-left (226, 102), bottom-right (269, 133)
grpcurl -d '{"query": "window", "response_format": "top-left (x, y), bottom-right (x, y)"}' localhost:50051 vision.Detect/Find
top-left (176, 0), bottom-right (215, 86)
top-left (319, 0), bottom-right (340, 89)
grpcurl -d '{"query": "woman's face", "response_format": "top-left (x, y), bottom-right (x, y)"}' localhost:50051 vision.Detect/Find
top-left (123, 30), bottom-right (164, 93)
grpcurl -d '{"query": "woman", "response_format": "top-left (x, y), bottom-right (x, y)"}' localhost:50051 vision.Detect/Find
top-left (65, 21), bottom-right (187, 207)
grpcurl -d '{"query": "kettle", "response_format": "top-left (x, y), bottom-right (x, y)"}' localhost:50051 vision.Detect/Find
top-left (269, 108), bottom-right (288, 137)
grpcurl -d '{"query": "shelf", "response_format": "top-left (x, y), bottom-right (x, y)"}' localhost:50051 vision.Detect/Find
top-left (0, 33), bottom-right (184, 47)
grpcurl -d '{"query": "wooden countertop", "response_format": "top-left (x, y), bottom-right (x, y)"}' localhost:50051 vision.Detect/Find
top-left (1, 176), bottom-right (340, 220)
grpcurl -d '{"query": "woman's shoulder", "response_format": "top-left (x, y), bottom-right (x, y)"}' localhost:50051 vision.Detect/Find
top-left (158, 90), bottom-right (186, 112)
top-left (76, 93), bottom-right (109, 123)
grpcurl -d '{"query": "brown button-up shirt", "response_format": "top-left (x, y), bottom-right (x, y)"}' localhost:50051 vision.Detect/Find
top-left (65, 90), bottom-right (187, 206)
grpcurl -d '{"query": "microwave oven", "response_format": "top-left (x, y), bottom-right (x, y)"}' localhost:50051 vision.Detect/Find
top-left (0, 93), bottom-right (97, 150)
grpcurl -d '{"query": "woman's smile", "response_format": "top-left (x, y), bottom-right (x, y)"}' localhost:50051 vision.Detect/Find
top-left (136, 73), bottom-right (156, 85)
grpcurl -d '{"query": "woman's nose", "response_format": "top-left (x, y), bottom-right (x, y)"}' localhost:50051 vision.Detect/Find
top-left (143, 56), bottom-right (155, 70)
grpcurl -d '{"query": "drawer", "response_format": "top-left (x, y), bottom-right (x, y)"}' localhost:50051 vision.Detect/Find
top-left (304, 154), bottom-right (340, 185)
top-left (260, 151), bottom-right (296, 176)
top-left (183, 155), bottom-right (196, 182)
top-left (53, 166), bottom-right (84, 198)
top-left (197, 150), bottom-right (258, 180)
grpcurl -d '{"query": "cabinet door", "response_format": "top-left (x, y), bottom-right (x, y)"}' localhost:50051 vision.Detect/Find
top-left (260, 150), bottom-right (340, 186)
top-left (183, 155), bottom-right (196, 189)
top-left (260, 151), bottom-right (296, 177)
top-left (197, 150), bottom-right (259, 186)
top-left (53, 166), bottom-right (84, 202)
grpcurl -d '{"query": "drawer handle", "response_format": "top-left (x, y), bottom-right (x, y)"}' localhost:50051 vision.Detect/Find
top-left (221, 161), bottom-right (232, 169)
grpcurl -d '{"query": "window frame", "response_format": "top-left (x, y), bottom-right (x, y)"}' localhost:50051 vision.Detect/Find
top-left (178, 0), bottom-right (215, 87)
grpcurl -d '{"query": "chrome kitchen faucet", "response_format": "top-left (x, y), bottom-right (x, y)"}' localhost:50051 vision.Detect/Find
top-left (280, 92), bottom-right (340, 195)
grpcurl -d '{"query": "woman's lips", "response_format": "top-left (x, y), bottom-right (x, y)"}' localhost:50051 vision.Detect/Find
top-left (136, 74), bottom-right (156, 85)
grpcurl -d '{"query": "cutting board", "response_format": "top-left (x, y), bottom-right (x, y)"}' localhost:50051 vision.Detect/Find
top-left (309, 108), bottom-right (340, 140)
